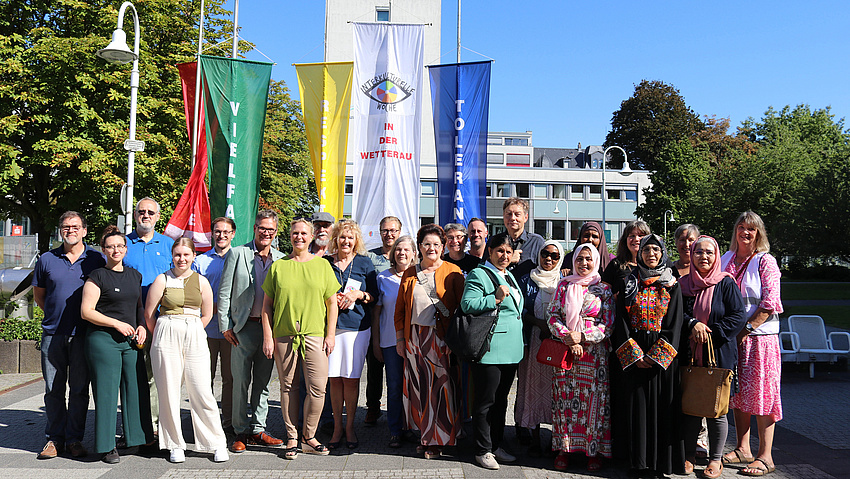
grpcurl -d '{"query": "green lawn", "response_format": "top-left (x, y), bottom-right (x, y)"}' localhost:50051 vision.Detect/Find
top-left (780, 282), bottom-right (850, 301)
top-left (781, 306), bottom-right (850, 331)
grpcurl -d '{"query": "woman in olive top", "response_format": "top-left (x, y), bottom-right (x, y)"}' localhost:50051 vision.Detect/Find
top-left (460, 232), bottom-right (525, 470)
top-left (81, 225), bottom-right (153, 464)
top-left (261, 218), bottom-right (340, 458)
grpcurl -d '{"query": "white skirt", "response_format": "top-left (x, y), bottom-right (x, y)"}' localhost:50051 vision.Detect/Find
top-left (327, 328), bottom-right (371, 379)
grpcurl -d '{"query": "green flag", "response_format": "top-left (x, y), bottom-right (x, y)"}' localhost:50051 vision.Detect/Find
top-left (200, 55), bottom-right (273, 246)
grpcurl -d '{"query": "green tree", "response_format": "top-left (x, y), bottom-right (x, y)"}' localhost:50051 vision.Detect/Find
top-left (0, 0), bottom-right (233, 252)
top-left (605, 80), bottom-right (705, 171)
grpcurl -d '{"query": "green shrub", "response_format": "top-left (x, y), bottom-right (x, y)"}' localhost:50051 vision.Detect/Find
top-left (0, 318), bottom-right (42, 341)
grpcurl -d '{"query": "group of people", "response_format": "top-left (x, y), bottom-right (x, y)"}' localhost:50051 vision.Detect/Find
top-left (33, 196), bottom-right (783, 478)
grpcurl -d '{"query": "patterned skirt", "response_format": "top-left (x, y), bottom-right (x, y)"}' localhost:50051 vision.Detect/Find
top-left (515, 327), bottom-right (553, 428)
top-left (730, 334), bottom-right (783, 421)
top-left (403, 324), bottom-right (460, 446)
top-left (551, 341), bottom-right (612, 457)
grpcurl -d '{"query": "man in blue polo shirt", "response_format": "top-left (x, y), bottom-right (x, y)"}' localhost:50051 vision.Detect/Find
top-left (123, 197), bottom-right (174, 435)
top-left (193, 216), bottom-right (236, 433)
top-left (32, 211), bottom-right (105, 459)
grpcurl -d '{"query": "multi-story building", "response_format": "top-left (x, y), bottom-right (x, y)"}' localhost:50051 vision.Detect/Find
top-left (328, 1), bottom-right (651, 248)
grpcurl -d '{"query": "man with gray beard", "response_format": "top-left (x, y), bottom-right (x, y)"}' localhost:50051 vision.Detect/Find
top-left (309, 212), bottom-right (335, 256)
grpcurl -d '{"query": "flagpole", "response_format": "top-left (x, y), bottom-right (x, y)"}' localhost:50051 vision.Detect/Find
top-left (232, 0), bottom-right (239, 58)
top-left (457, 0), bottom-right (461, 63)
top-left (191, 0), bottom-right (205, 171)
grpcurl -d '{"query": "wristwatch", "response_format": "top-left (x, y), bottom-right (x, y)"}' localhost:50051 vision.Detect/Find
top-left (745, 323), bottom-right (755, 333)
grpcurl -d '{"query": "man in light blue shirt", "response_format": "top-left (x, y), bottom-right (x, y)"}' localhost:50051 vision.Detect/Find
top-left (194, 216), bottom-right (236, 432)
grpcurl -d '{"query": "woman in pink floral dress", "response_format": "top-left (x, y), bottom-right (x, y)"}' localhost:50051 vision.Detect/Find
top-left (547, 243), bottom-right (614, 472)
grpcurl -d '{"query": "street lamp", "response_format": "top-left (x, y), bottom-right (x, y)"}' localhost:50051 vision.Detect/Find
top-left (97, 1), bottom-right (142, 234)
top-left (553, 198), bottom-right (569, 247)
top-left (601, 145), bottom-right (632, 240)
top-left (664, 210), bottom-right (675, 239)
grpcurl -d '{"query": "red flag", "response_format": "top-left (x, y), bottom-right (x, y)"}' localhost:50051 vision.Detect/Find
top-left (164, 62), bottom-right (212, 251)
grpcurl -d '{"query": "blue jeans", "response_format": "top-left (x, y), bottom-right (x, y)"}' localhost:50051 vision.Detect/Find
top-left (41, 333), bottom-right (90, 444)
top-left (382, 346), bottom-right (404, 436)
top-left (230, 321), bottom-right (274, 435)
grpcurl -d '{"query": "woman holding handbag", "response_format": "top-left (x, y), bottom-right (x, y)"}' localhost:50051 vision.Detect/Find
top-left (680, 235), bottom-right (746, 478)
top-left (514, 240), bottom-right (564, 456)
top-left (460, 232), bottom-right (524, 470)
top-left (394, 224), bottom-right (465, 459)
top-left (547, 243), bottom-right (615, 471)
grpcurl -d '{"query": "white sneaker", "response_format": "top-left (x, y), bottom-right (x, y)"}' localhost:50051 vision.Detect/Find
top-left (475, 452), bottom-right (500, 470)
top-left (169, 449), bottom-right (185, 463)
top-left (494, 447), bottom-right (516, 463)
top-left (213, 448), bottom-right (229, 462)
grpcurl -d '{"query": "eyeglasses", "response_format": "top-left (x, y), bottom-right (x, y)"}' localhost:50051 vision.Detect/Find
top-left (136, 209), bottom-right (158, 216)
top-left (256, 226), bottom-right (276, 234)
top-left (380, 228), bottom-right (400, 235)
top-left (60, 225), bottom-right (83, 232)
top-left (642, 245), bottom-right (662, 254)
top-left (540, 250), bottom-right (560, 260)
top-left (446, 235), bottom-right (466, 242)
top-left (103, 244), bottom-right (127, 250)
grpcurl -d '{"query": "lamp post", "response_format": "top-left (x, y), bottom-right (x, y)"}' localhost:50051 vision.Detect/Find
top-left (664, 210), bottom-right (675, 240)
top-left (601, 146), bottom-right (632, 241)
top-left (96, 1), bottom-right (141, 235)
top-left (553, 198), bottom-right (569, 248)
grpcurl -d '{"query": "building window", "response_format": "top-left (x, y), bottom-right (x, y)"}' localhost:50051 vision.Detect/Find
top-left (570, 184), bottom-right (583, 199)
top-left (607, 189), bottom-right (621, 200)
top-left (376, 8), bottom-right (390, 22)
top-left (345, 178), bottom-right (353, 194)
top-left (552, 184), bottom-right (567, 199)
top-left (515, 183), bottom-right (530, 198)
top-left (551, 221), bottom-right (566, 241)
top-left (420, 217), bottom-right (434, 227)
top-left (589, 185), bottom-right (602, 200)
top-left (534, 220), bottom-right (547, 238)
top-left (488, 218), bottom-right (505, 237)
top-left (487, 153), bottom-right (504, 165)
top-left (495, 183), bottom-right (513, 198)
top-left (504, 137), bottom-right (528, 146)
top-left (421, 181), bottom-right (436, 196)
top-left (624, 189), bottom-right (638, 201)
top-left (487, 136), bottom-right (502, 145)
top-left (569, 220), bottom-right (585, 241)
top-left (506, 153), bottom-right (530, 166)
top-left (532, 184), bottom-right (548, 199)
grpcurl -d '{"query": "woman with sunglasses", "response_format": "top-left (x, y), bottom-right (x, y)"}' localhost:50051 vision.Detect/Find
top-left (514, 241), bottom-right (564, 457)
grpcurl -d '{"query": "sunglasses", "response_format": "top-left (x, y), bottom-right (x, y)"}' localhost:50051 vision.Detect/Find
top-left (540, 250), bottom-right (560, 260)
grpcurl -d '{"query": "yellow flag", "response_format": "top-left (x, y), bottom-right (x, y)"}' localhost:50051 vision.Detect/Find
top-left (294, 62), bottom-right (353, 221)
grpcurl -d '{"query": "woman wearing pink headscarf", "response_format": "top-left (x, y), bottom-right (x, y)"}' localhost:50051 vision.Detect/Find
top-left (680, 236), bottom-right (746, 478)
top-left (547, 243), bottom-right (615, 472)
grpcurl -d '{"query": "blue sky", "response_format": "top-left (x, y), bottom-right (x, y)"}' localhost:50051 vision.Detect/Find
top-left (230, 0), bottom-right (850, 148)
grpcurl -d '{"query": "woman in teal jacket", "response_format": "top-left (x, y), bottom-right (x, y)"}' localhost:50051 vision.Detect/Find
top-left (460, 232), bottom-right (524, 470)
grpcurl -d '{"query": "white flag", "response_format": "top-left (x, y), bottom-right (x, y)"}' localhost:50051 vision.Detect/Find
top-left (351, 22), bottom-right (424, 248)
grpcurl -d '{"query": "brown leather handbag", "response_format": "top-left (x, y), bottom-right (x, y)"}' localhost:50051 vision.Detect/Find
top-left (680, 335), bottom-right (734, 418)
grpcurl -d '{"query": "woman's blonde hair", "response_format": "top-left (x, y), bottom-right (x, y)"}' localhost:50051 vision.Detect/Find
top-left (328, 219), bottom-right (367, 255)
top-left (730, 210), bottom-right (770, 253)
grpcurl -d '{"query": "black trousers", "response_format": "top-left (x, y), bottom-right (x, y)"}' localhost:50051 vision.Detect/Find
top-left (365, 338), bottom-right (384, 411)
top-left (471, 362), bottom-right (518, 455)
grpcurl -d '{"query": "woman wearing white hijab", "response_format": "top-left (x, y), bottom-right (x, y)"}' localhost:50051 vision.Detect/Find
top-left (514, 240), bottom-right (564, 456)
top-left (547, 243), bottom-right (615, 472)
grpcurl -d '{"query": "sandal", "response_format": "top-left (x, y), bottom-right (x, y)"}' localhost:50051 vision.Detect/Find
top-left (301, 438), bottom-right (330, 456)
top-left (283, 445), bottom-right (298, 460)
top-left (554, 452), bottom-right (569, 471)
top-left (722, 448), bottom-right (754, 465)
top-left (702, 462), bottom-right (722, 479)
top-left (741, 458), bottom-right (776, 477)
top-left (424, 446), bottom-right (441, 459)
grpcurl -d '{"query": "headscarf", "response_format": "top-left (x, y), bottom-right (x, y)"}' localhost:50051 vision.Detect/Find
top-left (576, 221), bottom-right (611, 271)
top-left (680, 236), bottom-right (732, 362)
top-left (625, 234), bottom-right (675, 305)
top-left (530, 240), bottom-right (565, 319)
top-left (558, 243), bottom-right (601, 332)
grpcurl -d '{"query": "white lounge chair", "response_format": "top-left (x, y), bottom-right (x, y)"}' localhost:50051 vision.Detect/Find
top-left (781, 315), bottom-right (850, 378)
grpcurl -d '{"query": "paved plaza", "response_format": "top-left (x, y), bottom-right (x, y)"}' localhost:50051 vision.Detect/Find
top-left (0, 359), bottom-right (848, 479)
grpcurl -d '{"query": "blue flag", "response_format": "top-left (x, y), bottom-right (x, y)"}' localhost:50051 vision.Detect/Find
top-left (428, 61), bottom-right (491, 226)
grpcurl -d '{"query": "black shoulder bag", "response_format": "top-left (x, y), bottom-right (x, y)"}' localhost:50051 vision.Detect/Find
top-left (444, 266), bottom-right (502, 362)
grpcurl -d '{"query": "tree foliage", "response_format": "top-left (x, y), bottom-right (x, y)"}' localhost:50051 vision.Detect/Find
top-left (605, 80), bottom-right (705, 171)
top-left (1, 0), bottom-right (315, 253)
